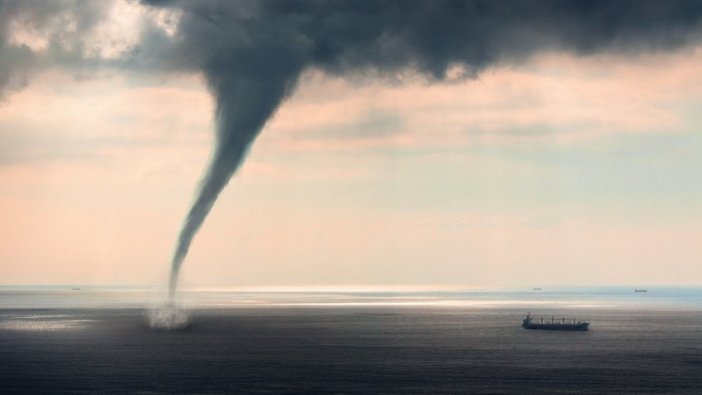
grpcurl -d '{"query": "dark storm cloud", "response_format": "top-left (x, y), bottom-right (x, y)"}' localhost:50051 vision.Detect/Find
top-left (138, 0), bottom-right (702, 78)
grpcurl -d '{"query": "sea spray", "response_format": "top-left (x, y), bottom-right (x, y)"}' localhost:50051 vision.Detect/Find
top-left (147, 302), bottom-right (190, 330)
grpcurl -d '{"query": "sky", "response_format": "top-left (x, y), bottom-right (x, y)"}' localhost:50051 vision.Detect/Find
top-left (1, 0), bottom-right (702, 288)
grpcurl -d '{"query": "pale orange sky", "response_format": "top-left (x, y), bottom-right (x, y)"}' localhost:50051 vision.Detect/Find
top-left (1, 47), bottom-right (702, 287)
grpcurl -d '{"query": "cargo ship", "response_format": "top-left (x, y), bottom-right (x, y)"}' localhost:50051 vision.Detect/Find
top-left (522, 313), bottom-right (589, 331)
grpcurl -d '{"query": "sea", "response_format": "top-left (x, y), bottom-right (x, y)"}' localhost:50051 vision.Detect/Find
top-left (1, 286), bottom-right (701, 394)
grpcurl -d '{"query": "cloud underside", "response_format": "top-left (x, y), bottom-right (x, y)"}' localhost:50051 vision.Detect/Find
top-left (2, 1), bottom-right (702, 92)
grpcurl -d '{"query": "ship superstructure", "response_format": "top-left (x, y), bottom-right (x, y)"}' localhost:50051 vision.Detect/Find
top-left (522, 313), bottom-right (589, 331)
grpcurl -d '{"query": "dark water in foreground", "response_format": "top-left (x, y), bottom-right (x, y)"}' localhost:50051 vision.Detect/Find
top-left (1, 307), bottom-right (702, 394)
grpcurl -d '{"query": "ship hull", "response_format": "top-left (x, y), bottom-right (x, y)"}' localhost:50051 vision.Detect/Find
top-left (522, 323), bottom-right (589, 331)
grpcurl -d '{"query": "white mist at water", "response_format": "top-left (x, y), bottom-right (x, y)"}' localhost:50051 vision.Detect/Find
top-left (147, 302), bottom-right (190, 330)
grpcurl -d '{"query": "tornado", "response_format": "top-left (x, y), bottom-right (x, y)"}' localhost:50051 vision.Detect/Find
top-left (168, 63), bottom-right (301, 298)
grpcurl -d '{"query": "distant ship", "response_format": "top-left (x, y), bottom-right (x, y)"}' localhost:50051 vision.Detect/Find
top-left (634, 289), bottom-right (648, 293)
top-left (522, 313), bottom-right (589, 331)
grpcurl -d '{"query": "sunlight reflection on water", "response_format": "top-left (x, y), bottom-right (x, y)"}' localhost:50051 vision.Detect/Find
top-left (0, 286), bottom-right (700, 310)
top-left (0, 319), bottom-right (93, 331)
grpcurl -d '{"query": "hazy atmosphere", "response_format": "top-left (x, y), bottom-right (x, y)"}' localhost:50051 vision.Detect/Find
top-left (2, 0), bottom-right (702, 288)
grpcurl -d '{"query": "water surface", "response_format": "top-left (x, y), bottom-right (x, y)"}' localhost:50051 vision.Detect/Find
top-left (1, 287), bottom-right (701, 393)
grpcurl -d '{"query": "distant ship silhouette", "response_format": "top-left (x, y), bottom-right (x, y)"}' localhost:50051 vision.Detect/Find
top-left (522, 313), bottom-right (589, 331)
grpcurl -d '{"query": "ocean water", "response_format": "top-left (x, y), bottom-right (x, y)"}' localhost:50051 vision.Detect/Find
top-left (1, 287), bottom-right (701, 393)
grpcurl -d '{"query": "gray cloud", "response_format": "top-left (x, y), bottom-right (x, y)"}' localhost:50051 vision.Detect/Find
top-left (298, 111), bottom-right (404, 141)
top-left (137, 0), bottom-right (702, 77)
top-left (0, 0), bottom-right (113, 97)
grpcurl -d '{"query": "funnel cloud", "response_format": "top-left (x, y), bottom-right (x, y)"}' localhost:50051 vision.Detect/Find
top-left (169, 72), bottom-right (301, 296)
